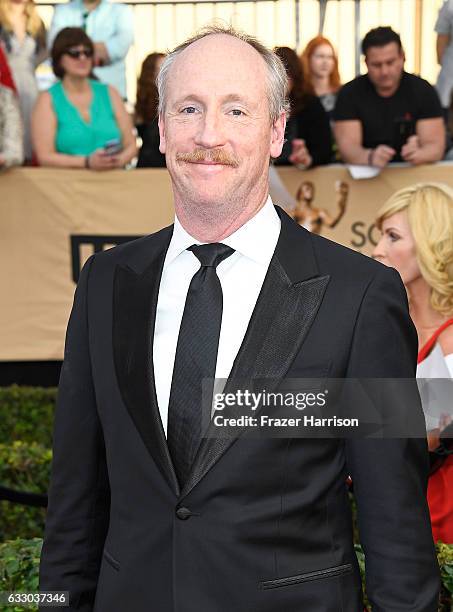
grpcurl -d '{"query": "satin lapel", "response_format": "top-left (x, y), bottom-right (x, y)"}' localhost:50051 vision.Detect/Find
top-left (113, 237), bottom-right (180, 497)
top-left (180, 208), bottom-right (330, 499)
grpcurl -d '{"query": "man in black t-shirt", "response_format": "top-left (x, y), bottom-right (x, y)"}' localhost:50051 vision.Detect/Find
top-left (333, 26), bottom-right (445, 167)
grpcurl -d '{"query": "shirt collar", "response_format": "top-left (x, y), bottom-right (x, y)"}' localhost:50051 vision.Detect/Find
top-left (165, 196), bottom-right (281, 268)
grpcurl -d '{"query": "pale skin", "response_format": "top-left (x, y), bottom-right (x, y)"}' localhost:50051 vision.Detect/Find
top-left (309, 43), bottom-right (336, 97)
top-left (32, 45), bottom-right (137, 169)
top-left (289, 139), bottom-right (312, 168)
top-left (334, 43), bottom-right (445, 167)
top-left (158, 34), bottom-right (286, 242)
top-left (373, 210), bottom-right (453, 448)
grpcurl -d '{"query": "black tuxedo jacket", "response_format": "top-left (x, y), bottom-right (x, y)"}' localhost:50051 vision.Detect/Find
top-left (39, 207), bottom-right (440, 611)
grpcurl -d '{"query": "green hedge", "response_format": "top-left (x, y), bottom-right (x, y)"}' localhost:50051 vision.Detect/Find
top-left (0, 538), bottom-right (42, 612)
top-left (0, 442), bottom-right (50, 542)
top-left (0, 386), bottom-right (56, 447)
top-left (0, 386), bottom-right (54, 542)
top-left (0, 538), bottom-right (451, 612)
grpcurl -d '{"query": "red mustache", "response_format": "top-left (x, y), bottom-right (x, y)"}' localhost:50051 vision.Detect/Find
top-left (176, 149), bottom-right (240, 167)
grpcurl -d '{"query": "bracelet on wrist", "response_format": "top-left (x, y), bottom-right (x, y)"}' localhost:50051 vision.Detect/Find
top-left (85, 155), bottom-right (90, 169)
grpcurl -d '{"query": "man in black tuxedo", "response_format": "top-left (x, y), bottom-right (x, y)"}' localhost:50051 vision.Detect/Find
top-left (39, 26), bottom-right (440, 611)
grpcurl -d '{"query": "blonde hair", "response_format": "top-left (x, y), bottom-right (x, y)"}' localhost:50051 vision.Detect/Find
top-left (376, 182), bottom-right (453, 316)
top-left (0, 0), bottom-right (45, 42)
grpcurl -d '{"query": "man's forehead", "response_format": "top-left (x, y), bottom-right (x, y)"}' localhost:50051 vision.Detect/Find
top-left (169, 34), bottom-right (267, 82)
top-left (367, 42), bottom-right (402, 60)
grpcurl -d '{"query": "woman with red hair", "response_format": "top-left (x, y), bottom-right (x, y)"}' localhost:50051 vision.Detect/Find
top-left (301, 36), bottom-right (341, 118)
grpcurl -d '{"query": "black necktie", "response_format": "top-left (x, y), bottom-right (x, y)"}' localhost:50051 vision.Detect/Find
top-left (167, 242), bottom-right (235, 487)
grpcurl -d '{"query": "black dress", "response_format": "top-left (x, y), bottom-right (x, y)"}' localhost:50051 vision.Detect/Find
top-left (274, 95), bottom-right (333, 166)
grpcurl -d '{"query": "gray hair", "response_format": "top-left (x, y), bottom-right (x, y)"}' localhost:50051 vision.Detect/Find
top-left (156, 25), bottom-right (290, 123)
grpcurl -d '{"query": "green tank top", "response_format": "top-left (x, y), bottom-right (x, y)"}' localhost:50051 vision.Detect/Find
top-left (49, 80), bottom-right (121, 156)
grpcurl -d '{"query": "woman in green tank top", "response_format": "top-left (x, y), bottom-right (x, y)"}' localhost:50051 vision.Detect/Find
top-left (32, 27), bottom-right (136, 169)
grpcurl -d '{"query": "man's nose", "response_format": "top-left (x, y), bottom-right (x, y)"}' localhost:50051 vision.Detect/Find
top-left (194, 110), bottom-right (226, 149)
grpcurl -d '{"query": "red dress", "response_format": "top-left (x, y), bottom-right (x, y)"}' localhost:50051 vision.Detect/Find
top-left (418, 319), bottom-right (453, 543)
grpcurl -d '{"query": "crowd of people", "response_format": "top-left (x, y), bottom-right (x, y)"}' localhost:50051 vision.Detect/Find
top-left (1, 0), bottom-right (453, 171)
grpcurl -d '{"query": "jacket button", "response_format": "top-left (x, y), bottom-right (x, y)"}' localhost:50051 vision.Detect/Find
top-left (176, 506), bottom-right (192, 520)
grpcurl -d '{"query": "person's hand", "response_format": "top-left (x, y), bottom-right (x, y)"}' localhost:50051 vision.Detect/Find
top-left (93, 42), bottom-right (109, 67)
top-left (401, 135), bottom-right (424, 165)
top-left (427, 414), bottom-right (453, 451)
top-left (369, 145), bottom-right (396, 168)
top-left (109, 153), bottom-right (128, 169)
top-left (439, 413), bottom-right (453, 434)
top-left (87, 149), bottom-right (118, 171)
top-left (289, 139), bottom-right (312, 169)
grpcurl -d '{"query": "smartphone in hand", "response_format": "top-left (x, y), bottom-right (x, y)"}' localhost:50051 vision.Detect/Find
top-left (104, 139), bottom-right (122, 156)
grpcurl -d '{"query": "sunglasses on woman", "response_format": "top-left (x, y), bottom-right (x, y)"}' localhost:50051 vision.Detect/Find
top-left (65, 47), bottom-right (94, 59)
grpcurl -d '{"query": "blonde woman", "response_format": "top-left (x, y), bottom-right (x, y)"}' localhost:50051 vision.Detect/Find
top-left (0, 0), bottom-right (46, 160)
top-left (373, 182), bottom-right (453, 543)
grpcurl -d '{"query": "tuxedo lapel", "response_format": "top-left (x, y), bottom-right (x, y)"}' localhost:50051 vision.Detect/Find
top-left (113, 229), bottom-right (180, 497)
top-left (180, 208), bottom-right (330, 499)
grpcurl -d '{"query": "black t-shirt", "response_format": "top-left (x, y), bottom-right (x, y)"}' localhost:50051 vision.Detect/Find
top-left (333, 72), bottom-right (443, 159)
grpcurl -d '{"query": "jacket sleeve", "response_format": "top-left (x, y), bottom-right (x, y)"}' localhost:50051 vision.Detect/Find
top-left (104, 5), bottom-right (134, 64)
top-left (39, 255), bottom-right (110, 612)
top-left (344, 265), bottom-right (440, 612)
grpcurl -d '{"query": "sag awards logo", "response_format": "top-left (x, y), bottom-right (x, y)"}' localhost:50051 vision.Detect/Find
top-left (288, 179), bottom-right (380, 250)
top-left (289, 179), bottom-right (349, 234)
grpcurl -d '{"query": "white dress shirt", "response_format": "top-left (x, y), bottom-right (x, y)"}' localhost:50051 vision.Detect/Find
top-left (153, 196), bottom-right (281, 435)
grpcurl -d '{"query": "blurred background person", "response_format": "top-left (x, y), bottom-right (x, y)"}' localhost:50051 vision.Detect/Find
top-left (334, 26), bottom-right (445, 168)
top-left (0, 0), bottom-right (46, 161)
top-left (48, 0), bottom-right (133, 100)
top-left (301, 35), bottom-right (341, 119)
top-left (0, 78), bottom-right (24, 167)
top-left (374, 182), bottom-right (453, 543)
top-left (134, 51), bottom-right (165, 168)
top-left (435, 0), bottom-right (453, 115)
top-left (32, 27), bottom-right (136, 169)
top-left (273, 45), bottom-right (332, 168)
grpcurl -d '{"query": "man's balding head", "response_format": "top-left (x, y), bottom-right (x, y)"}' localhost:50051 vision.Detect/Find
top-left (157, 25), bottom-right (289, 123)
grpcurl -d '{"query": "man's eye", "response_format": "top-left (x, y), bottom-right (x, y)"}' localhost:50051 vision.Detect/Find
top-left (182, 107), bottom-right (197, 114)
top-left (230, 109), bottom-right (244, 116)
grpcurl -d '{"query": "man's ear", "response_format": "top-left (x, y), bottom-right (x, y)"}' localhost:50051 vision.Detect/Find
top-left (270, 112), bottom-right (287, 159)
top-left (158, 113), bottom-right (166, 154)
